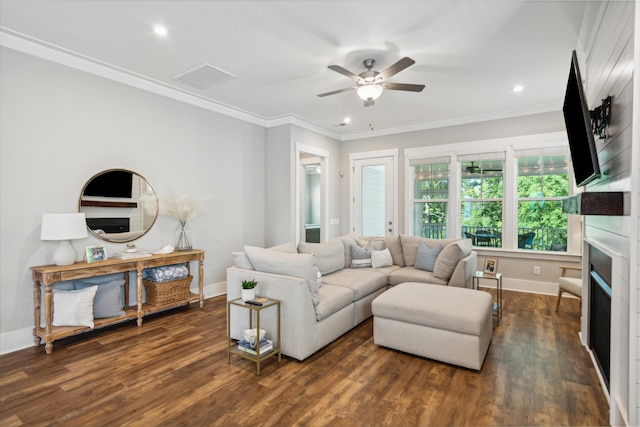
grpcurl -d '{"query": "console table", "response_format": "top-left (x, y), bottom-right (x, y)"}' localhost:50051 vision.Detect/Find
top-left (30, 249), bottom-right (205, 354)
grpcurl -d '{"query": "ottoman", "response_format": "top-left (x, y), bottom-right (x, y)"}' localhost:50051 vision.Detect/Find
top-left (371, 282), bottom-right (493, 370)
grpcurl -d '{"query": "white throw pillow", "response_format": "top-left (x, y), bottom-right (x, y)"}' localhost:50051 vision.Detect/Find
top-left (297, 239), bottom-right (345, 275)
top-left (52, 285), bottom-right (98, 328)
top-left (371, 248), bottom-right (393, 268)
top-left (232, 251), bottom-right (254, 270)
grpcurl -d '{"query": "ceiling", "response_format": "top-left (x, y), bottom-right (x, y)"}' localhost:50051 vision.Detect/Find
top-left (0, 0), bottom-right (589, 140)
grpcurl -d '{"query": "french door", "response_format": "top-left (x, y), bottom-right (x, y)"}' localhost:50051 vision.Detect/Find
top-left (352, 155), bottom-right (396, 237)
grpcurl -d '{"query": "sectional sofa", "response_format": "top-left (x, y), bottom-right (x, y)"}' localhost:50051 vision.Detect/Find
top-left (227, 234), bottom-right (476, 361)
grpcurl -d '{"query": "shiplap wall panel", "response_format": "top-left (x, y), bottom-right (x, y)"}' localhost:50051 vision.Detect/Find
top-left (581, 1), bottom-right (635, 425)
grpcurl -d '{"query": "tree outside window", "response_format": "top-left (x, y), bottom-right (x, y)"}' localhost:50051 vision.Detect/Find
top-left (412, 163), bottom-right (449, 238)
top-left (460, 160), bottom-right (503, 247)
top-left (517, 155), bottom-right (569, 251)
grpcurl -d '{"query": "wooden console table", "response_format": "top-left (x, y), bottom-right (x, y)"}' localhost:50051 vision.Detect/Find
top-left (30, 249), bottom-right (205, 354)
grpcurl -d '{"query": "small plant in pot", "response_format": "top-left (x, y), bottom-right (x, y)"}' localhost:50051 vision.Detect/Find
top-left (241, 279), bottom-right (258, 302)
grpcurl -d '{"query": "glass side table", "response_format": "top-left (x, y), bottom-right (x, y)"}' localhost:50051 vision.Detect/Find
top-left (472, 271), bottom-right (503, 325)
top-left (227, 297), bottom-right (281, 375)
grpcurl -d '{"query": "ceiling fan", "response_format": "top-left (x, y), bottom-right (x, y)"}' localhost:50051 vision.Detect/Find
top-left (317, 57), bottom-right (425, 107)
top-left (465, 161), bottom-right (503, 174)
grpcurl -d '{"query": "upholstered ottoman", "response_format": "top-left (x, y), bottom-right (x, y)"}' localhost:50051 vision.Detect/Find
top-left (371, 281), bottom-right (493, 370)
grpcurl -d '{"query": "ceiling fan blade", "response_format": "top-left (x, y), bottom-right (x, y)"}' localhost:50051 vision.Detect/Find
top-left (378, 57), bottom-right (415, 81)
top-left (317, 87), bottom-right (356, 97)
top-left (383, 82), bottom-right (425, 92)
top-left (328, 65), bottom-right (361, 81)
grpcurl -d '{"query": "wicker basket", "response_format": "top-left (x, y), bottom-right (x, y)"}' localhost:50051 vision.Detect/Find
top-left (143, 275), bottom-right (193, 305)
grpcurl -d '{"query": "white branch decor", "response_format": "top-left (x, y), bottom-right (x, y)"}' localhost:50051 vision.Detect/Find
top-left (158, 189), bottom-right (208, 251)
top-left (158, 189), bottom-right (206, 227)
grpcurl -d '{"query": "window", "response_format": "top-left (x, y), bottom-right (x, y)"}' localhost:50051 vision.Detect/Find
top-left (460, 159), bottom-right (504, 248)
top-left (410, 161), bottom-right (449, 238)
top-left (516, 154), bottom-right (569, 251)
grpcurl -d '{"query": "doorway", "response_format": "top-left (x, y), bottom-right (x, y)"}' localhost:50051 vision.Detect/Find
top-left (350, 149), bottom-right (398, 236)
top-left (296, 144), bottom-right (329, 243)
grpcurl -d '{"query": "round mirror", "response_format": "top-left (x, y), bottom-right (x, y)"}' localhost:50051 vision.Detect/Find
top-left (78, 169), bottom-right (158, 243)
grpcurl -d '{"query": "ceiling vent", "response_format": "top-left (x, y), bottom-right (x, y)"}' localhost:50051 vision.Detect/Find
top-left (172, 64), bottom-right (235, 89)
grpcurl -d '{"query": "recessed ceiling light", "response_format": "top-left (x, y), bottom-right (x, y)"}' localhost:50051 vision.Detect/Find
top-left (343, 117), bottom-right (352, 124)
top-left (153, 24), bottom-right (168, 37)
top-left (512, 85), bottom-right (524, 93)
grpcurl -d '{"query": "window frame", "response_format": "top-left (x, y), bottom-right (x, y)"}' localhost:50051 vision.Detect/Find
top-left (404, 134), bottom-right (579, 255)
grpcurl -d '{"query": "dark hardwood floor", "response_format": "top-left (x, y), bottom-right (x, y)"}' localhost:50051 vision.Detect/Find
top-left (1, 289), bottom-right (609, 426)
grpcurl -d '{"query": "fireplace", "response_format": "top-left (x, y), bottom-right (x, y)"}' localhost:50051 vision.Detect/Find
top-left (588, 244), bottom-right (611, 390)
top-left (86, 217), bottom-right (130, 233)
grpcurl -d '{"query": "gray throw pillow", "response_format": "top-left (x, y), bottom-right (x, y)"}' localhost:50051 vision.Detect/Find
top-left (433, 241), bottom-right (472, 280)
top-left (75, 279), bottom-right (125, 318)
top-left (297, 239), bottom-right (345, 275)
top-left (414, 242), bottom-right (442, 272)
top-left (350, 244), bottom-right (372, 268)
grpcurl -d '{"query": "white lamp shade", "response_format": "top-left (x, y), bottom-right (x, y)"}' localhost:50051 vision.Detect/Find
top-left (41, 213), bottom-right (88, 241)
top-left (357, 84), bottom-right (383, 101)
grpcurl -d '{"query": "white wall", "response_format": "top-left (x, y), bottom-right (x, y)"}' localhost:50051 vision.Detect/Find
top-left (578, 1), bottom-right (637, 425)
top-left (0, 46), bottom-right (267, 352)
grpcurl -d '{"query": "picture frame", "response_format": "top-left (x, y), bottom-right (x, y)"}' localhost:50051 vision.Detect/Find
top-left (86, 245), bottom-right (107, 263)
top-left (483, 257), bottom-right (498, 276)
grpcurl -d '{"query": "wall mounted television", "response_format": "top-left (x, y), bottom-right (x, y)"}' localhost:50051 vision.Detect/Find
top-left (83, 170), bottom-right (133, 198)
top-left (563, 50), bottom-right (601, 187)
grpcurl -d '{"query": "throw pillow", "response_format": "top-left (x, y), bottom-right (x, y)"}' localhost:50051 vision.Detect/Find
top-left (244, 245), bottom-right (320, 306)
top-left (232, 251), bottom-right (254, 270)
top-left (297, 239), bottom-right (345, 275)
top-left (350, 244), bottom-right (372, 268)
top-left (75, 279), bottom-right (125, 318)
top-left (52, 285), bottom-right (98, 328)
top-left (414, 242), bottom-right (442, 272)
top-left (357, 237), bottom-right (385, 250)
top-left (433, 241), bottom-right (472, 280)
top-left (371, 248), bottom-right (393, 268)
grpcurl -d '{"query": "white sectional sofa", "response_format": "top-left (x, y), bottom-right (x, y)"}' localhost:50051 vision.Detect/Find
top-left (226, 234), bottom-right (476, 361)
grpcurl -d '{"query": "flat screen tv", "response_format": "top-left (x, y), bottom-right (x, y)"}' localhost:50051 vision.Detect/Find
top-left (83, 170), bottom-right (133, 198)
top-left (563, 50), bottom-right (601, 187)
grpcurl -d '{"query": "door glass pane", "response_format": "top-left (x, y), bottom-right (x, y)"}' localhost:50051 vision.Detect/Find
top-left (361, 165), bottom-right (385, 236)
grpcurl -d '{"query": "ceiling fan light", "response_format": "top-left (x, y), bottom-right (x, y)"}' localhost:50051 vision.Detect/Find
top-left (357, 84), bottom-right (383, 101)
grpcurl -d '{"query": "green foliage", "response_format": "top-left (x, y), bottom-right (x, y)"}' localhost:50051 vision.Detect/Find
top-left (241, 279), bottom-right (258, 289)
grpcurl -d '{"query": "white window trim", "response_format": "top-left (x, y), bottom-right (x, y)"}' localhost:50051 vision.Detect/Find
top-left (404, 132), bottom-right (579, 254)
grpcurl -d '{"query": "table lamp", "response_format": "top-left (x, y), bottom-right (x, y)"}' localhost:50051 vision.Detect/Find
top-left (40, 213), bottom-right (88, 266)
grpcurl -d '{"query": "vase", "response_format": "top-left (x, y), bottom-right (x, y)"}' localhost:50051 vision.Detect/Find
top-left (175, 224), bottom-right (192, 251)
top-left (242, 288), bottom-right (256, 302)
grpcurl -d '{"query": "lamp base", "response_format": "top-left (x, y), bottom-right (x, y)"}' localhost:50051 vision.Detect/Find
top-left (53, 240), bottom-right (77, 266)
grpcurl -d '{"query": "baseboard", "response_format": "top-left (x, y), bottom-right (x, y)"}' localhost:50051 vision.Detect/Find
top-left (482, 277), bottom-right (560, 296)
top-left (0, 281), bottom-right (228, 355)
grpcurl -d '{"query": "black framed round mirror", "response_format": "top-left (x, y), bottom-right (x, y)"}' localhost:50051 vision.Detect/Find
top-left (78, 169), bottom-right (158, 243)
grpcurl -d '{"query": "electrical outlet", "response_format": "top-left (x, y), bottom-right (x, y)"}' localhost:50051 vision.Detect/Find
top-left (533, 266), bottom-right (541, 275)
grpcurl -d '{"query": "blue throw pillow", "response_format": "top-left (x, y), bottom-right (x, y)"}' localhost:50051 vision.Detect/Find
top-left (414, 242), bottom-right (442, 272)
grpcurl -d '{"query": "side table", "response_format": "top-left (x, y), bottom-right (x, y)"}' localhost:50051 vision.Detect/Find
top-left (227, 297), bottom-right (281, 375)
top-left (472, 271), bottom-right (503, 325)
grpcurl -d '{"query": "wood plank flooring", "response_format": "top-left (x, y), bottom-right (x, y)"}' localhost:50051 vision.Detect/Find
top-left (1, 289), bottom-right (609, 426)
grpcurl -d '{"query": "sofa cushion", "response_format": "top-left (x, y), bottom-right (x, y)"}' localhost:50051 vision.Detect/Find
top-left (400, 235), bottom-right (460, 266)
top-left (244, 245), bottom-right (320, 306)
top-left (322, 268), bottom-right (387, 301)
top-left (385, 236), bottom-right (405, 266)
top-left (415, 242), bottom-right (442, 272)
top-left (297, 239), bottom-right (345, 275)
top-left (433, 240), bottom-right (473, 281)
top-left (371, 248), bottom-right (393, 268)
top-left (350, 244), bottom-right (372, 268)
top-left (340, 234), bottom-right (358, 268)
top-left (314, 284), bottom-right (354, 321)
top-left (232, 251), bottom-right (254, 269)
top-left (388, 266), bottom-right (448, 287)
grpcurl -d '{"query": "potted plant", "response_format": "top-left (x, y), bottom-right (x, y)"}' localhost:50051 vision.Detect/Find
top-left (241, 279), bottom-right (258, 302)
